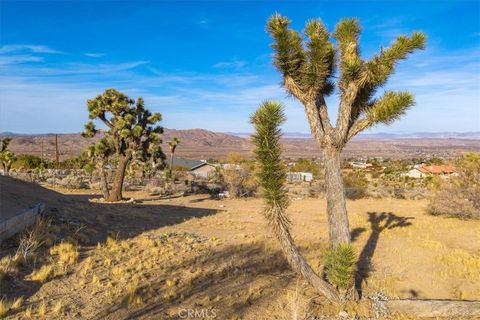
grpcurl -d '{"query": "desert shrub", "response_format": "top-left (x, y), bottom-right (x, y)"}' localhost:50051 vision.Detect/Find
top-left (323, 244), bottom-right (357, 290)
top-left (58, 174), bottom-right (87, 189)
top-left (222, 154), bottom-right (257, 197)
top-left (428, 153), bottom-right (480, 219)
top-left (16, 217), bottom-right (52, 262)
top-left (11, 154), bottom-right (44, 170)
top-left (343, 171), bottom-right (368, 199)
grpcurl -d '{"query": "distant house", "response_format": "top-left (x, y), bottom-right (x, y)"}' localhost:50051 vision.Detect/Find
top-left (406, 165), bottom-right (457, 178)
top-left (350, 161), bottom-right (373, 169)
top-left (190, 162), bottom-right (217, 179)
top-left (171, 157), bottom-right (217, 179)
top-left (286, 172), bottom-right (313, 183)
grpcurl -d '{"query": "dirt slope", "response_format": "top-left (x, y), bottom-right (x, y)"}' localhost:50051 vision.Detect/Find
top-left (1, 178), bottom-right (479, 319)
top-left (0, 176), bottom-right (69, 221)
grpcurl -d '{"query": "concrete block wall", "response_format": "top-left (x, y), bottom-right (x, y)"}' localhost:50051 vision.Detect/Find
top-left (0, 203), bottom-right (45, 243)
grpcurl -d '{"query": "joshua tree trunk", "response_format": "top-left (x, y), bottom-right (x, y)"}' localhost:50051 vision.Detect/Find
top-left (108, 155), bottom-right (129, 201)
top-left (98, 165), bottom-right (110, 200)
top-left (323, 148), bottom-right (351, 247)
top-left (274, 206), bottom-right (342, 302)
top-left (169, 152), bottom-right (174, 171)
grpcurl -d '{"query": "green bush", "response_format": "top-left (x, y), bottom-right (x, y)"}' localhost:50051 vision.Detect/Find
top-left (323, 244), bottom-right (357, 290)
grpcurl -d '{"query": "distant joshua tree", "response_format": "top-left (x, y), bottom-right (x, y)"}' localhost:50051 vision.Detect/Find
top-left (0, 138), bottom-right (16, 176)
top-left (85, 138), bottom-right (115, 199)
top-left (168, 137), bottom-right (181, 171)
top-left (82, 89), bottom-right (164, 201)
top-left (267, 15), bottom-right (425, 247)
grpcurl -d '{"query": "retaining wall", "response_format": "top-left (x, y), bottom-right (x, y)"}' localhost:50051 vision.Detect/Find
top-left (0, 203), bottom-right (45, 243)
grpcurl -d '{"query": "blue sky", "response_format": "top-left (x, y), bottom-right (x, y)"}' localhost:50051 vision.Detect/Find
top-left (0, 0), bottom-right (479, 134)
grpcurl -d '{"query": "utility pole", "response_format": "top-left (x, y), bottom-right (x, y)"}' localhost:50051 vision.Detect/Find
top-left (41, 139), bottom-right (44, 162)
top-left (54, 134), bottom-right (59, 190)
top-left (55, 134), bottom-right (59, 164)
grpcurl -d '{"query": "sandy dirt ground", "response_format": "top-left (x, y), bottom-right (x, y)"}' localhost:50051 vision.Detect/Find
top-left (1, 176), bottom-right (479, 319)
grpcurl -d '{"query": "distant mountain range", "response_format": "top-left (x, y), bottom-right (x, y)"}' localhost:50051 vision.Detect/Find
top-left (228, 131), bottom-right (480, 140)
top-left (1, 129), bottom-right (479, 160)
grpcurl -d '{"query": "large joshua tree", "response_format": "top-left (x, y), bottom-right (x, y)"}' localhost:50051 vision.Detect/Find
top-left (267, 15), bottom-right (425, 248)
top-left (83, 89), bottom-right (164, 201)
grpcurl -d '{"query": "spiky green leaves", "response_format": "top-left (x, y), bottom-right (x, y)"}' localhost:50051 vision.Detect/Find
top-left (0, 138), bottom-right (15, 172)
top-left (267, 14), bottom-right (305, 82)
top-left (83, 89), bottom-right (165, 163)
top-left (367, 91), bottom-right (414, 124)
top-left (334, 19), bottom-right (362, 86)
top-left (267, 14), bottom-right (335, 98)
top-left (323, 244), bottom-right (357, 290)
top-left (0, 138), bottom-right (12, 152)
top-left (267, 14), bottom-right (426, 143)
top-left (251, 101), bottom-right (288, 212)
top-left (361, 32), bottom-right (426, 88)
top-left (168, 137), bottom-right (180, 153)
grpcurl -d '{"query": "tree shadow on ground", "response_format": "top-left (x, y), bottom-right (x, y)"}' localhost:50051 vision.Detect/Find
top-left (94, 242), bottom-right (294, 320)
top-left (0, 176), bottom-right (219, 307)
top-left (355, 211), bottom-right (414, 297)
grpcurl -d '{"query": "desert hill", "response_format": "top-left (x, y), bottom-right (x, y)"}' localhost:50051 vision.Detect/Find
top-left (1, 129), bottom-right (479, 160)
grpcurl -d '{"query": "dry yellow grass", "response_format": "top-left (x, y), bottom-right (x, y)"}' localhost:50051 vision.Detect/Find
top-left (23, 305), bottom-right (33, 319)
top-left (3, 190), bottom-right (479, 319)
top-left (37, 300), bottom-right (47, 317)
top-left (0, 299), bottom-right (11, 318)
top-left (11, 296), bottom-right (23, 310)
top-left (52, 300), bottom-right (64, 315)
top-left (30, 264), bottom-right (54, 283)
top-left (49, 242), bottom-right (79, 267)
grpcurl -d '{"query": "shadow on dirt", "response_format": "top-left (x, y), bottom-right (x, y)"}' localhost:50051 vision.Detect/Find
top-left (355, 211), bottom-right (414, 297)
top-left (0, 176), bottom-right (219, 307)
top-left (94, 241), bottom-right (293, 320)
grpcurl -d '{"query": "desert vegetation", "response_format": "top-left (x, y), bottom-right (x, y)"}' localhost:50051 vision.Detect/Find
top-left (428, 152), bottom-right (480, 219)
top-left (82, 89), bottom-right (165, 202)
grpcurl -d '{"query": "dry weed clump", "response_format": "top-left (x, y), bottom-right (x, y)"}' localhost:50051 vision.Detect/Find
top-left (16, 217), bottom-right (53, 262)
top-left (50, 242), bottom-right (79, 267)
top-left (0, 296), bottom-right (24, 318)
top-left (30, 264), bottom-right (54, 283)
top-left (30, 241), bottom-right (79, 283)
top-left (23, 305), bottom-right (34, 319)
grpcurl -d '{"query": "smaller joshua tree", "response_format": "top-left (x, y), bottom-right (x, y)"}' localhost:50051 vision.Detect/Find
top-left (84, 138), bottom-right (115, 199)
top-left (0, 138), bottom-right (16, 176)
top-left (251, 101), bottom-right (342, 302)
top-left (82, 89), bottom-right (164, 201)
top-left (168, 137), bottom-right (181, 171)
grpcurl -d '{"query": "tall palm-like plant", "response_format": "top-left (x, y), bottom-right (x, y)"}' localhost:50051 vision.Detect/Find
top-left (251, 101), bottom-right (341, 302)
